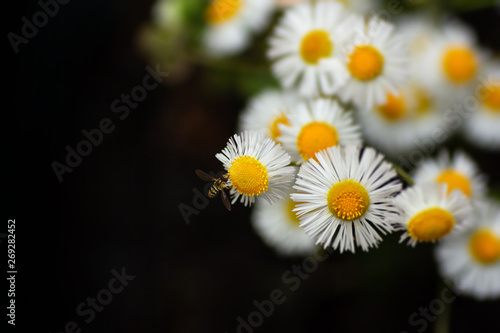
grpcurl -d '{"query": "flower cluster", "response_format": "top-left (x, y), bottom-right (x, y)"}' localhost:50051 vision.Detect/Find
top-left (143, 0), bottom-right (500, 301)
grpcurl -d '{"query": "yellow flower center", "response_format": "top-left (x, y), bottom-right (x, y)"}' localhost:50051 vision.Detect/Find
top-left (327, 180), bottom-right (370, 221)
top-left (297, 121), bottom-right (338, 161)
top-left (287, 199), bottom-right (301, 226)
top-left (442, 45), bottom-right (478, 84)
top-left (407, 207), bottom-right (455, 242)
top-left (205, 0), bottom-right (241, 25)
top-left (347, 45), bottom-right (385, 81)
top-left (377, 91), bottom-right (407, 122)
top-left (300, 30), bottom-right (333, 65)
top-left (435, 169), bottom-right (472, 197)
top-left (269, 114), bottom-right (290, 140)
top-left (229, 156), bottom-right (268, 196)
top-left (481, 84), bottom-right (500, 113)
top-left (469, 229), bottom-right (500, 265)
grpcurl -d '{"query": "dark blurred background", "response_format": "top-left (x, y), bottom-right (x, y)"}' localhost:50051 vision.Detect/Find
top-left (5, 0), bottom-right (500, 332)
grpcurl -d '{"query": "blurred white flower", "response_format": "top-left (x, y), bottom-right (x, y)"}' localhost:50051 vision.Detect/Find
top-left (237, 89), bottom-right (303, 142)
top-left (251, 167), bottom-right (316, 257)
top-left (203, 0), bottom-right (274, 56)
top-left (357, 81), bottom-right (448, 156)
top-left (278, 98), bottom-right (362, 164)
top-left (463, 60), bottom-right (500, 150)
top-left (436, 200), bottom-right (500, 300)
top-left (392, 183), bottom-right (472, 247)
top-left (412, 149), bottom-right (487, 200)
top-left (414, 20), bottom-right (485, 98)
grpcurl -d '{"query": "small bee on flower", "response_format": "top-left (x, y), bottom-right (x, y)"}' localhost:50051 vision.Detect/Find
top-left (216, 131), bottom-right (296, 207)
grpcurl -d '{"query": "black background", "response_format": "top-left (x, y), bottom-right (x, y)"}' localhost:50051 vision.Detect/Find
top-left (5, 0), bottom-right (500, 332)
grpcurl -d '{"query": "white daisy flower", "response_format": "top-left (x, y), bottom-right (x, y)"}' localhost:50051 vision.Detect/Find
top-left (216, 130), bottom-right (295, 206)
top-left (278, 98), bottom-right (362, 164)
top-left (463, 61), bottom-right (500, 150)
top-left (291, 144), bottom-right (402, 253)
top-left (203, 0), bottom-right (274, 56)
top-left (436, 200), bottom-right (500, 300)
top-left (415, 20), bottom-right (483, 96)
top-left (392, 183), bottom-right (472, 247)
top-left (237, 89), bottom-right (303, 142)
top-left (338, 16), bottom-right (409, 110)
top-left (358, 81), bottom-right (448, 156)
top-left (251, 167), bottom-right (316, 256)
top-left (268, 1), bottom-right (354, 97)
top-left (412, 150), bottom-right (487, 199)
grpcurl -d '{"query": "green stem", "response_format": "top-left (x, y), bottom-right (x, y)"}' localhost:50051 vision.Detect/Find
top-left (434, 280), bottom-right (452, 333)
top-left (393, 164), bottom-right (414, 186)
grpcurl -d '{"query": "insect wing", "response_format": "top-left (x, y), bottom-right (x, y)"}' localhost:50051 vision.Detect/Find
top-left (220, 188), bottom-right (232, 211)
top-left (195, 169), bottom-right (215, 182)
